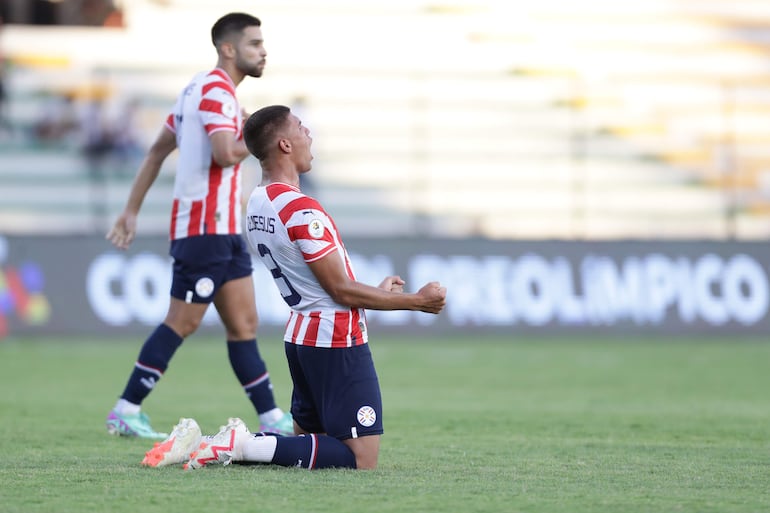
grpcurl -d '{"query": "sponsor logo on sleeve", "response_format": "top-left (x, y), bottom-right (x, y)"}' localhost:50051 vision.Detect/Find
top-left (308, 219), bottom-right (325, 239)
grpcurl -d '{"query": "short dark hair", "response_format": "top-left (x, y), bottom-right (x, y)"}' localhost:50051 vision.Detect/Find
top-left (211, 12), bottom-right (261, 47)
top-left (243, 105), bottom-right (291, 161)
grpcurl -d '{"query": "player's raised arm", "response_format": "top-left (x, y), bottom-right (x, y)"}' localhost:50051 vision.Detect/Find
top-left (308, 252), bottom-right (446, 314)
top-left (378, 275), bottom-right (405, 293)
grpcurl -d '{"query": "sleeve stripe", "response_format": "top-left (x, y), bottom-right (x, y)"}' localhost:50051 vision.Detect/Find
top-left (304, 245), bottom-right (338, 263)
top-left (204, 123), bottom-right (237, 133)
top-left (200, 98), bottom-right (223, 114)
top-left (287, 223), bottom-right (334, 243)
top-left (266, 183), bottom-right (294, 200)
top-left (278, 196), bottom-right (322, 224)
top-left (165, 113), bottom-right (176, 133)
top-left (202, 80), bottom-right (235, 97)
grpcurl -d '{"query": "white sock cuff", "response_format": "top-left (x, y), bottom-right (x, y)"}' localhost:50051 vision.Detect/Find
top-left (114, 399), bottom-right (141, 415)
top-left (258, 408), bottom-right (284, 425)
top-left (241, 434), bottom-right (278, 463)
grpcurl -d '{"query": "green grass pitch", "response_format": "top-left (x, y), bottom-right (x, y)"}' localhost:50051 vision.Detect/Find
top-left (1, 334), bottom-right (769, 513)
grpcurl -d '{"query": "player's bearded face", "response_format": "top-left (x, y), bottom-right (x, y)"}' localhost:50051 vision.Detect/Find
top-left (234, 27), bottom-right (267, 78)
top-left (237, 54), bottom-right (265, 78)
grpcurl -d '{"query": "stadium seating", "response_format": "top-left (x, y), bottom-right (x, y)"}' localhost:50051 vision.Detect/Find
top-left (1, 0), bottom-right (769, 239)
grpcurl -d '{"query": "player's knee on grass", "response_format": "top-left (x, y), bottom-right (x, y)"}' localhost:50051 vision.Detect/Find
top-left (344, 435), bottom-right (380, 470)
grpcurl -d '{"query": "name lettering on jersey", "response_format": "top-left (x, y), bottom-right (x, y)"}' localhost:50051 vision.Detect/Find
top-left (248, 215), bottom-right (275, 233)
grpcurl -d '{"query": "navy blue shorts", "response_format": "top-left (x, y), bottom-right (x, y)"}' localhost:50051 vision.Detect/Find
top-left (169, 234), bottom-right (253, 304)
top-left (285, 342), bottom-right (383, 440)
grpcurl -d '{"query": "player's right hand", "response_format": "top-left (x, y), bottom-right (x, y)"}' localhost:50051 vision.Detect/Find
top-left (415, 281), bottom-right (447, 314)
top-left (106, 212), bottom-right (138, 250)
top-left (378, 275), bottom-right (405, 293)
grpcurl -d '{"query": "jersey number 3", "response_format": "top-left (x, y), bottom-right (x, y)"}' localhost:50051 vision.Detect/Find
top-left (257, 243), bottom-right (302, 307)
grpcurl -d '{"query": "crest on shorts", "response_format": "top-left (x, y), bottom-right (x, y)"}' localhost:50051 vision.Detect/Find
top-left (357, 406), bottom-right (377, 427)
top-left (195, 277), bottom-right (215, 298)
top-left (308, 218), bottom-right (324, 239)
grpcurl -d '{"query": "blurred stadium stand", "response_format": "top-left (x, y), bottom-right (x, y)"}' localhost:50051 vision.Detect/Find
top-left (1, 0), bottom-right (770, 239)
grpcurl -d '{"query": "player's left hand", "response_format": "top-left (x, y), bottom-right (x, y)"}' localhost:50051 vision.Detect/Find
top-left (378, 275), bottom-right (405, 293)
top-left (106, 211), bottom-right (138, 250)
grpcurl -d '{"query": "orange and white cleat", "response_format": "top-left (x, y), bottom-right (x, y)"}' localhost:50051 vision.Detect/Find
top-left (184, 417), bottom-right (251, 470)
top-left (141, 418), bottom-right (202, 467)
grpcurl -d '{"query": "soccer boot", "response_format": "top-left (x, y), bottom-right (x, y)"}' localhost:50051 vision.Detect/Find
top-left (141, 418), bottom-right (202, 467)
top-left (106, 409), bottom-right (168, 439)
top-left (259, 411), bottom-right (294, 436)
top-left (184, 417), bottom-right (251, 470)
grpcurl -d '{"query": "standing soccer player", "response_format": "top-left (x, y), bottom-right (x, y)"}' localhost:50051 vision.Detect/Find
top-left (105, 13), bottom-right (292, 439)
top-left (140, 105), bottom-right (446, 470)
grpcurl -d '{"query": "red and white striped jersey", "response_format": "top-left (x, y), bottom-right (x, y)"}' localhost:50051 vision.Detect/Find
top-left (165, 68), bottom-right (243, 240)
top-left (244, 182), bottom-right (368, 348)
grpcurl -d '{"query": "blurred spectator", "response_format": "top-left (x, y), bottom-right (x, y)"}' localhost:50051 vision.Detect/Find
top-left (81, 91), bottom-right (145, 228)
top-left (0, 66), bottom-right (7, 139)
top-left (81, 94), bottom-right (113, 227)
top-left (0, 15), bottom-right (10, 140)
top-left (82, 95), bottom-right (114, 162)
top-left (110, 97), bottom-right (144, 168)
top-left (80, 0), bottom-right (125, 27)
top-left (33, 93), bottom-right (80, 143)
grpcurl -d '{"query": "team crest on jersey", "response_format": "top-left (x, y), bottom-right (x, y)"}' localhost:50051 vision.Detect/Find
top-left (308, 218), bottom-right (325, 239)
top-left (195, 277), bottom-right (215, 298)
top-left (357, 406), bottom-right (377, 427)
top-left (221, 100), bottom-right (236, 119)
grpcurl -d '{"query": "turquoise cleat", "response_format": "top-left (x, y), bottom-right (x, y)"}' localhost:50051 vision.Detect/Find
top-left (259, 411), bottom-right (294, 436)
top-left (106, 409), bottom-right (168, 439)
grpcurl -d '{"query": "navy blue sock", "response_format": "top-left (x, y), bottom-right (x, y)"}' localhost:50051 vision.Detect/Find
top-left (272, 434), bottom-right (357, 469)
top-left (120, 324), bottom-right (183, 404)
top-left (227, 339), bottom-right (277, 414)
